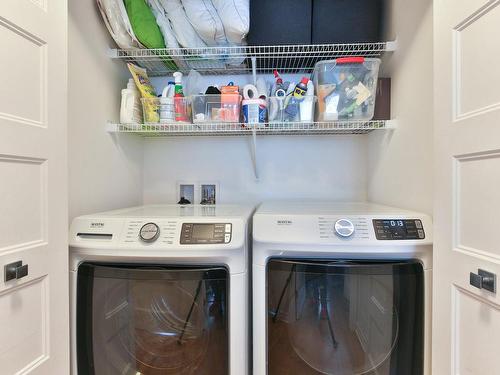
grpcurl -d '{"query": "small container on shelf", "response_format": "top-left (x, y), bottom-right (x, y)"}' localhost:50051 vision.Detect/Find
top-left (191, 94), bottom-right (242, 123)
top-left (268, 95), bottom-right (317, 124)
top-left (313, 57), bottom-right (380, 121)
top-left (140, 97), bottom-right (191, 124)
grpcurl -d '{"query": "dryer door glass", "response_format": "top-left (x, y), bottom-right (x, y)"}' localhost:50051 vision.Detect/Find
top-left (267, 260), bottom-right (424, 375)
top-left (77, 263), bottom-right (228, 375)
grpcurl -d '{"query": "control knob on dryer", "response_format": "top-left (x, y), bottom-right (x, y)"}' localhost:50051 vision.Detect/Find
top-left (139, 222), bottom-right (160, 242)
top-left (334, 219), bottom-right (355, 238)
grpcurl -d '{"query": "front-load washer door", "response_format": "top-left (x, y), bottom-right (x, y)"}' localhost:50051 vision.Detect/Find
top-left (267, 259), bottom-right (424, 375)
top-left (76, 263), bottom-right (228, 375)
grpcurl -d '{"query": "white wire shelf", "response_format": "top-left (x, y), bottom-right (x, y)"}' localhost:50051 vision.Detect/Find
top-left (106, 120), bottom-right (396, 137)
top-left (109, 41), bottom-right (397, 76)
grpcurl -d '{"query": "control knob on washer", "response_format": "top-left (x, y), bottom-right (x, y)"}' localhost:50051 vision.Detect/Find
top-left (139, 222), bottom-right (160, 242)
top-left (334, 219), bottom-right (355, 238)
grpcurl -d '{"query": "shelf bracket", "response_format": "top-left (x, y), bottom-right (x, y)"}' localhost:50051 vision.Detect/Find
top-left (250, 127), bottom-right (259, 180)
top-left (107, 49), bottom-right (119, 58)
top-left (251, 56), bottom-right (257, 86)
top-left (386, 40), bottom-right (398, 52)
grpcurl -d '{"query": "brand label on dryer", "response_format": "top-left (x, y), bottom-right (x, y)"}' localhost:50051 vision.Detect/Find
top-left (277, 220), bottom-right (293, 226)
top-left (90, 222), bottom-right (105, 228)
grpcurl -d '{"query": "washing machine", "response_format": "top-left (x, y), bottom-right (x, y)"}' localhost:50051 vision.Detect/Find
top-left (69, 204), bottom-right (253, 375)
top-left (252, 201), bottom-right (432, 375)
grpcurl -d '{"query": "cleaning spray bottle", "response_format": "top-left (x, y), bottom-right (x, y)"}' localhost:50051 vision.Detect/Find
top-left (273, 70), bottom-right (286, 96)
top-left (173, 72), bottom-right (188, 122)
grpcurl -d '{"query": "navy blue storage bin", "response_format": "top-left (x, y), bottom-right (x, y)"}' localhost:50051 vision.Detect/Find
top-left (247, 0), bottom-right (312, 45)
top-left (312, 0), bottom-right (383, 43)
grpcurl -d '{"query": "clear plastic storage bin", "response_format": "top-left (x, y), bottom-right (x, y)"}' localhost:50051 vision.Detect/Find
top-left (268, 96), bottom-right (317, 123)
top-left (141, 97), bottom-right (191, 124)
top-left (313, 57), bottom-right (380, 121)
top-left (191, 94), bottom-right (242, 123)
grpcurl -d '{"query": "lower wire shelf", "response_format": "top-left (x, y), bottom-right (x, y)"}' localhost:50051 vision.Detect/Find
top-left (106, 120), bottom-right (396, 137)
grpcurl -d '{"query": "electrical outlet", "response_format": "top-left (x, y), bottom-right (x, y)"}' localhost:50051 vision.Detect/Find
top-left (199, 181), bottom-right (219, 205)
top-left (177, 182), bottom-right (195, 205)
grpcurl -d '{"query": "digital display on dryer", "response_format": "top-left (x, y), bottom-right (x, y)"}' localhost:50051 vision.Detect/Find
top-left (373, 219), bottom-right (425, 240)
top-left (192, 224), bottom-right (215, 240)
top-left (180, 223), bottom-right (232, 244)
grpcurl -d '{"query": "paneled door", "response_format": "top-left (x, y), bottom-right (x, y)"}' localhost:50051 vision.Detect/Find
top-left (0, 0), bottom-right (68, 373)
top-left (434, 0), bottom-right (500, 373)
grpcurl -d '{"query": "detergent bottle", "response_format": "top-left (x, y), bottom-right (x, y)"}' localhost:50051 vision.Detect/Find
top-left (159, 81), bottom-right (175, 123)
top-left (173, 72), bottom-right (189, 122)
top-left (120, 78), bottom-right (143, 124)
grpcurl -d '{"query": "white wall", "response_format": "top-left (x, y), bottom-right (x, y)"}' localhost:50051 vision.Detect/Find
top-left (368, 0), bottom-right (433, 215)
top-left (143, 135), bottom-right (367, 204)
top-left (68, 0), bottom-right (143, 221)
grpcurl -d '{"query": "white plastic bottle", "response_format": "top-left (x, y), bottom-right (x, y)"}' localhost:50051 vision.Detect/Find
top-left (120, 79), bottom-right (143, 124)
top-left (300, 80), bottom-right (315, 122)
top-left (159, 82), bottom-right (175, 123)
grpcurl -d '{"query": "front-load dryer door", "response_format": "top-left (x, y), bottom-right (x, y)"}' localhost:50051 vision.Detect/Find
top-left (266, 259), bottom-right (424, 375)
top-left (76, 263), bottom-right (228, 375)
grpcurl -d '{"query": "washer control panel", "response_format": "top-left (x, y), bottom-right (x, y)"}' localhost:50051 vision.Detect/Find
top-left (180, 223), bottom-right (232, 244)
top-left (373, 219), bottom-right (425, 240)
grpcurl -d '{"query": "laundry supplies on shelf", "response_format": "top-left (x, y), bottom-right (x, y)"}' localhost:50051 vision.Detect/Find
top-left (173, 71), bottom-right (190, 122)
top-left (120, 78), bottom-right (143, 124)
top-left (192, 94), bottom-right (242, 123)
top-left (127, 63), bottom-right (160, 123)
top-left (242, 83), bottom-right (266, 124)
top-left (313, 57), bottom-right (381, 121)
top-left (220, 83), bottom-right (242, 122)
top-left (159, 81), bottom-right (175, 123)
top-left (268, 95), bottom-right (316, 124)
top-left (268, 77), bottom-right (316, 123)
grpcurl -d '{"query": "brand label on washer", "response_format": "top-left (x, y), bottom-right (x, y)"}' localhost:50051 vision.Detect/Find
top-left (277, 220), bottom-right (293, 226)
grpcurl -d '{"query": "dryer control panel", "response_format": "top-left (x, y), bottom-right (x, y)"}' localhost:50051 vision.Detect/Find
top-left (373, 219), bottom-right (425, 240)
top-left (180, 223), bottom-right (232, 244)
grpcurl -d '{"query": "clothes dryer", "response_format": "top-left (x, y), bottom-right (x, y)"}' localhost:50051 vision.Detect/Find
top-left (252, 201), bottom-right (432, 375)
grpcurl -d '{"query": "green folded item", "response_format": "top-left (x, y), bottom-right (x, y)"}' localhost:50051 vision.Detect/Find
top-left (124, 0), bottom-right (165, 48)
top-left (124, 0), bottom-right (177, 70)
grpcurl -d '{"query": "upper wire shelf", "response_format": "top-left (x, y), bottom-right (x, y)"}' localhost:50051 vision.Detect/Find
top-left (106, 120), bottom-right (396, 137)
top-left (109, 41), bottom-right (397, 76)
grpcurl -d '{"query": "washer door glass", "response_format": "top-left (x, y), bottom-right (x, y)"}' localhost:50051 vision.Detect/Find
top-left (267, 260), bottom-right (424, 375)
top-left (77, 263), bottom-right (228, 375)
